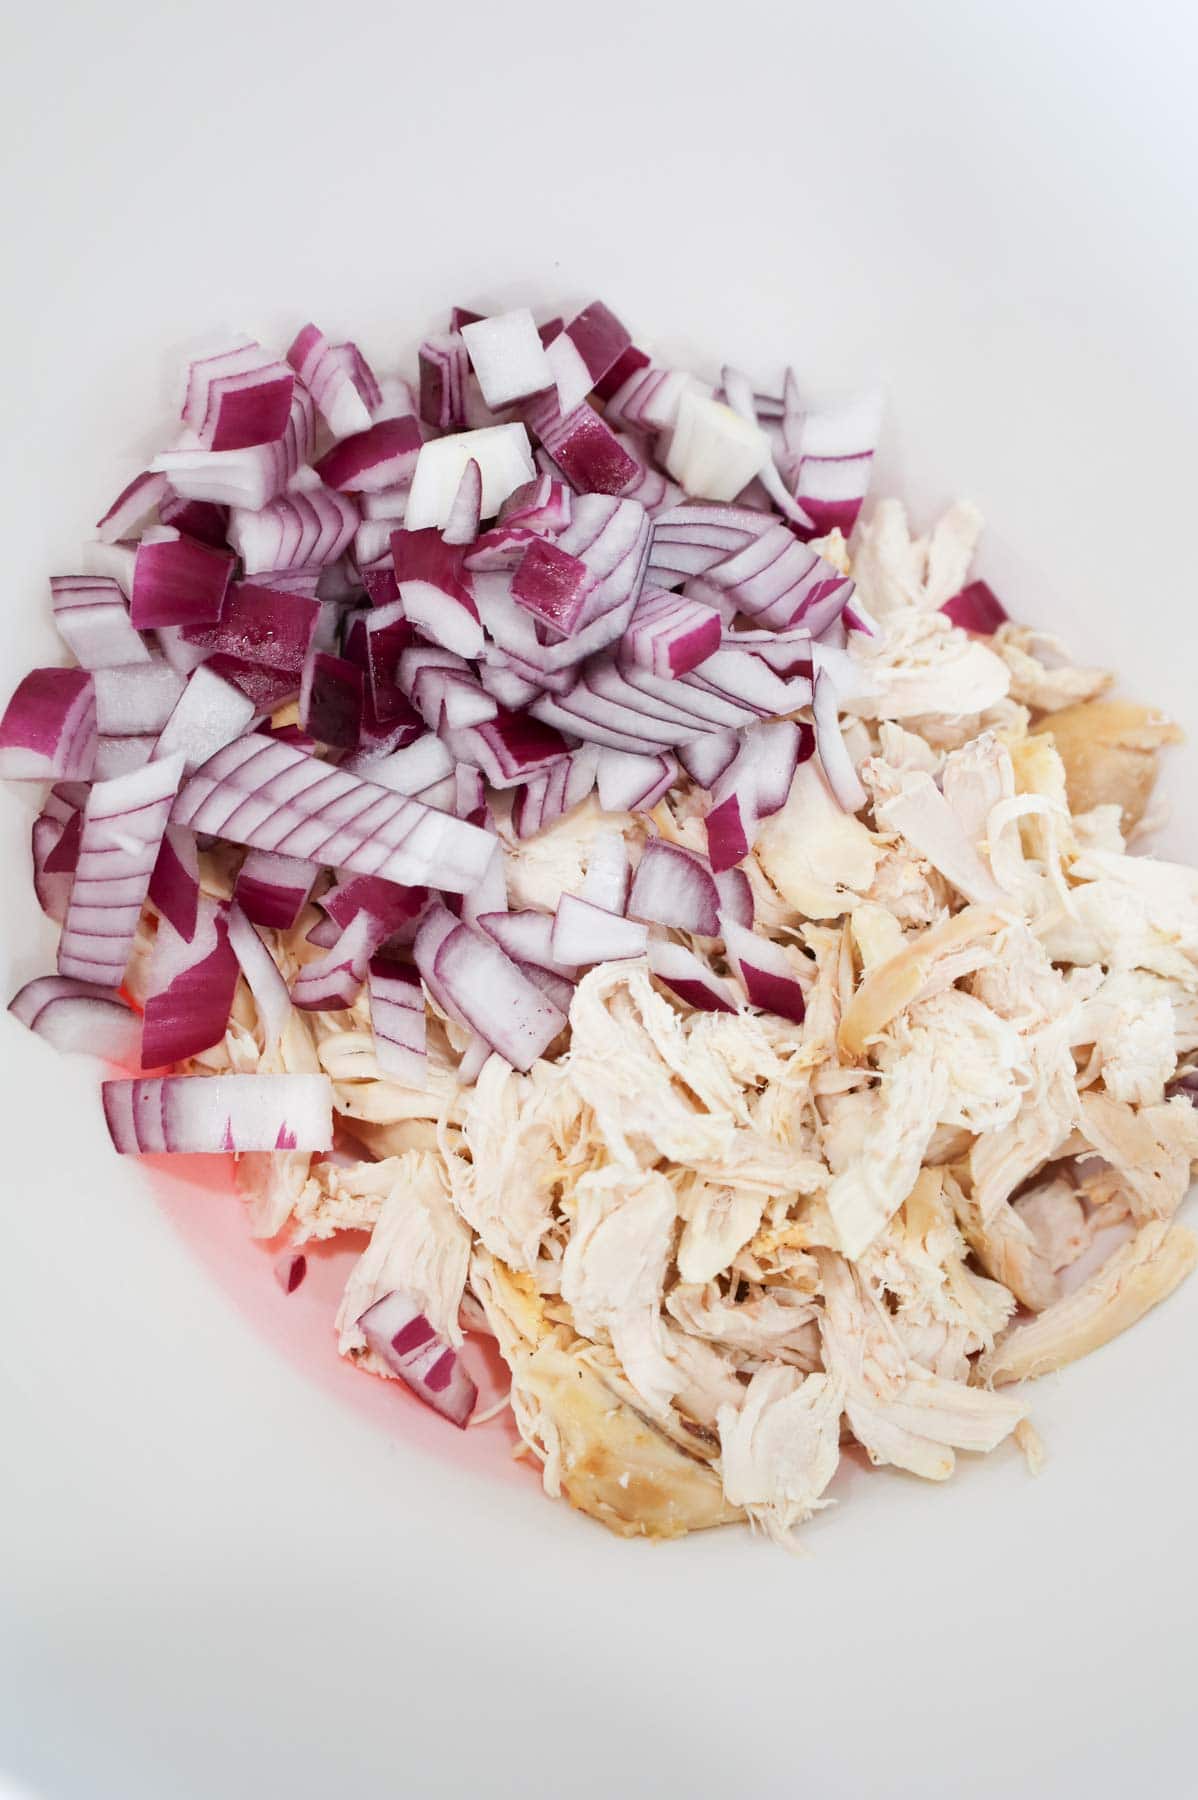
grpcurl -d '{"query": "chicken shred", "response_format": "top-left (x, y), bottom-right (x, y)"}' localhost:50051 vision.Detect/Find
top-left (217, 496), bottom-right (1197, 1548)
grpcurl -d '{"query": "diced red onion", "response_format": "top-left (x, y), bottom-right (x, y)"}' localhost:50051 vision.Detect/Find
top-left (442, 458), bottom-right (483, 547)
top-left (397, 645), bottom-right (496, 732)
top-left (229, 485), bottom-right (359, 577)
top-left (677, 728), bottom-right (740, 788)
top-left (647, 939), bottom-right (738, 1012)
top-left (665, 389), bottom-right (771, 501)
top-left (478, 909), bottom-right (576, 977)
top-left (364, 957), bottom-right (427, 1085)
top-left (714, 866), bottom-right (754, 930)
top-left (461, 309), bottom-right (553, 410)
top-left (404, 425), bottom-right (535, 532)
top-left (596, 748), bottom-right (677, 813)
top-left (628, 837), bottom-right (721, 935)
top-left (233, 848), bottom-right (317, 929)
top-left (646, 501), bottom-right (773, 585)
top-left (94, 735), bottom-right (157, 779)
top-left (0, 667), bottom-right (96, 781)
top-left (96, 470), bottom-right (168, 544)
top-left (357, 1288), bottom-right (477, 1428)
top-left (812, 667), bottom-right (866, 812)
top-left (102, 1072), bottom-right (333, 1154)
top-left (153, 666), bottom-right (257, 772)
top-left (705, 720), bottom-right (813, 872)
top-left (578, 830), bottom-right (630, 914)
top-left (314, 416), bottom-right (423, 495)
top-left (9, 975), bottom-right (141, 1066)
top-left (416, 906), bottom-right (565, 1071)
top-left (509, 745), bottom-right (597, 839)
top-left (498, 473), bottom-right (572, 534)
top-left (391, 527), bottom-right (483, 659)
top-left (784, 389), bottom-right (883, 539)
top-left (418, 332), bottom-right (470, 430)
top-left (550, 893), bottom-right (647, 965)
top-left (180, 580), bottom-right (321, 684)
top-left (719, 364), bottom-right (815, 529)
top-left (721, 918), bottom-right (806, 1023)
top-left (142, 895), bottom-right (240, 1065)
top-left (94, 664), bottom-right (187, 737)
top-left (172, 733), bottom-right (494, 893)
top-left (130, 527), bottom-right (235, 630)
top-left (299, 651), bottom-right (363, 750)
top-left (511, 538), bottom-right (593, 634)
top-left (59, 753), bottom-right (184, 986)
top-left (182, 341), bottom-right (295, 452)
top-left (158, 495), bottom-right (231, 548)
top-left (32, 812), bottom-right (75, 921)
top-left (593, 342), bottom-right (651, 404)
top-left (605, 366), bottom-right (708, 436)
top-left (292, 907), bottom-right (384, 1010)
top-left (619, 583), bottom-right (722, 680)
top-left (941, 580), bottom-right (1009, 634)
top-left (446, 707), bottom-right (571, 789)
top-left (51, 576), bottom-right (152, 670)
top-left (527, 399), bottom-right (640, 497)
top-left (287, 324), bottom-right (372, 439)
top-left (274, 1250), bottom-right (307, 1294)
top-left (148, 824), bottom-right (200, 941)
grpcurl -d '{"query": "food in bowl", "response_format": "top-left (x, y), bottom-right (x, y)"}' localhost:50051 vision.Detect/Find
top-left (4, 299), bottom-right (1196, 1546)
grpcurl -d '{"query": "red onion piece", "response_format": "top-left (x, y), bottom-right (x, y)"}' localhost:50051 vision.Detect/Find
top-left (59, 753), bottom-right (184, 986)
top-left (478, 909), bottom-right (577, 977)
top-left (96, 470), bottom-right (168, 544)
top-left (620, 585), bottom-right (722, 678)
top-left (94, 664), bottom-right (187, 737)
top-left (314, 416), bottom-right (423, 495)
top-left (130, 527), bottom-right (235, 630)
top-left (287, 324), bottom-right (372, 439)
top-left (714, 866), bottom-right (755, 930)
top-left (274, 1251), bottom-right (307, 1294)
top-left (628, 838), bottom-right (721, 935)
top-left (550, 894), bottom-right (648, 965)
top-left (442, 458), bottom-right (483, 548)
top-left (705, 721), bottom-right (813, 871)
top-left (173, 733), bottom-right (494, 894)
top-left (51, 576), bottom-right (152, 670)
top-left (596, 748), bottom-right (677, 813)
top-left (226, 902), bottom-right (291, 1051)
top-left (719, 364), bottom-right (815, 530)
top-left (233, 848), bottom-right (317, 930)
top-left (785, 390), bottom-right (883, 539)
top-left (461, 309), bottom-right (553, 410)
top-left (299, 652), bottom-right (363, 750)
top-left (292, 907), bottom-right (384, 1011)
top-left (148, 825), bottom-right (200, 941)
top-left (320, 873), bottom-right (429, 937)
top-left (182, 341), bottom-right (295, 452)
top-left (446, 707), bottom-right (571, 790)
top-left (326, 340), bottom-right (383, 416)
top-left (528, 398), bottom-right (641, 497)
top-left (95, 735), bottom-right (156, 779)
top-left (391, 527), bottom-right (483, 659)
top-left (405, 424), bottom-right (535, 532)
top-left (366, 957), bottom-right (427, 1086)
top-left (415, 906), bottom-right (564, 1072)
top-left (678, 728), bottom-right (739, 789)
top-left (498, 473), bottom-right (572, 534)
top-left (9, 975), bottom-right (141, 1066)
top-left (158, 496), bottom-right (231, 548)
top-left (578, 831), bottom-right (630, 914)
top-left (102, 1072), bottom-right (333, 1154)
top-left (397, 646), bottom-right (496, 732)
top-left (511, 539), bottom-right (592, 634)
top-left (345, 732), bottom-right (453, 796)
top-left (509, 745), bottom-right (597, 839)
top-left (418, 333), bottom-right (470, 430)
top-left (0, 667), bottom-right (96, 781)
top-left (357, 1288), bottom-right (477, 1428)
top-left (593, 341), bottom-right (651, 404)
top-left (812, 668), bottom-right (866, 812)
top-left (558, 300), bottom-right (632, 393)
top-left (647, 940), bottom-right (738, 1013)
top-left (229, 485), bottom-right (359, 577)
top-left (721, 918), bottom-right (806, 1023)
top-left (154, 666), bottom-right (257, 773)
top-left (32, 813), bottom-right (75, 921)
top-left (941, 580), bottom-right (1009, 635)
top-left (142, 895), bottom-right (240, 1065)
top-left (646, 501), bottom-right (774, 585)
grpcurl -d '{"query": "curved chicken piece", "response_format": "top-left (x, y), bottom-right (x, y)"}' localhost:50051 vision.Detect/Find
top-left (717, 1365), bottom-right (845, 1547)
top-left (838, 904), bottom-right (1003, 1059)
top-left (1034, 698), bottom-right (1181, 830)
top-left (943, 1170), bottom-right (1059, 1313)
top-left (978, 1221), bottom-right (1198, 1386)
top-left (1076, 1090), bottom-right (1198, 1222)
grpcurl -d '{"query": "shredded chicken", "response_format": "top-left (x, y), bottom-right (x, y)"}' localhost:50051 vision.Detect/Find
top-left (224, 496), bottom-right (1196, 1549)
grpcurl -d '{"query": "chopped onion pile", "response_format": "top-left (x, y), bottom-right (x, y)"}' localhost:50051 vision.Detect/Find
top-left (1, 297), bottom-right (891, 1223)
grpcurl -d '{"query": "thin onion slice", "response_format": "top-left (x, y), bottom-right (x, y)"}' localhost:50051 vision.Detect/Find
top-left (102, 1073), bottom-right (333, 1153)
top-left (366, 958), bottom-right (427, 1086)
top-left (9, 975), bottom-right (141, 1066)
top-left (59, 753), bottom-right (184, 986)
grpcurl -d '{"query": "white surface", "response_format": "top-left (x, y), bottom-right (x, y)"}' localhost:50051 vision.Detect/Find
top-left (2, 4), bottom-right (1198, 1797)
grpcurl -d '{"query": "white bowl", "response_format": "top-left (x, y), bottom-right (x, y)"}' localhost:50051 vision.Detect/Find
top-left (2, 6), bottom-right (1196, 1797)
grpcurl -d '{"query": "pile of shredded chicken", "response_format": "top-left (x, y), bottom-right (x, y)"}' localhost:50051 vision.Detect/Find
top-left (138, 499), bottom-right (1198, 1546)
